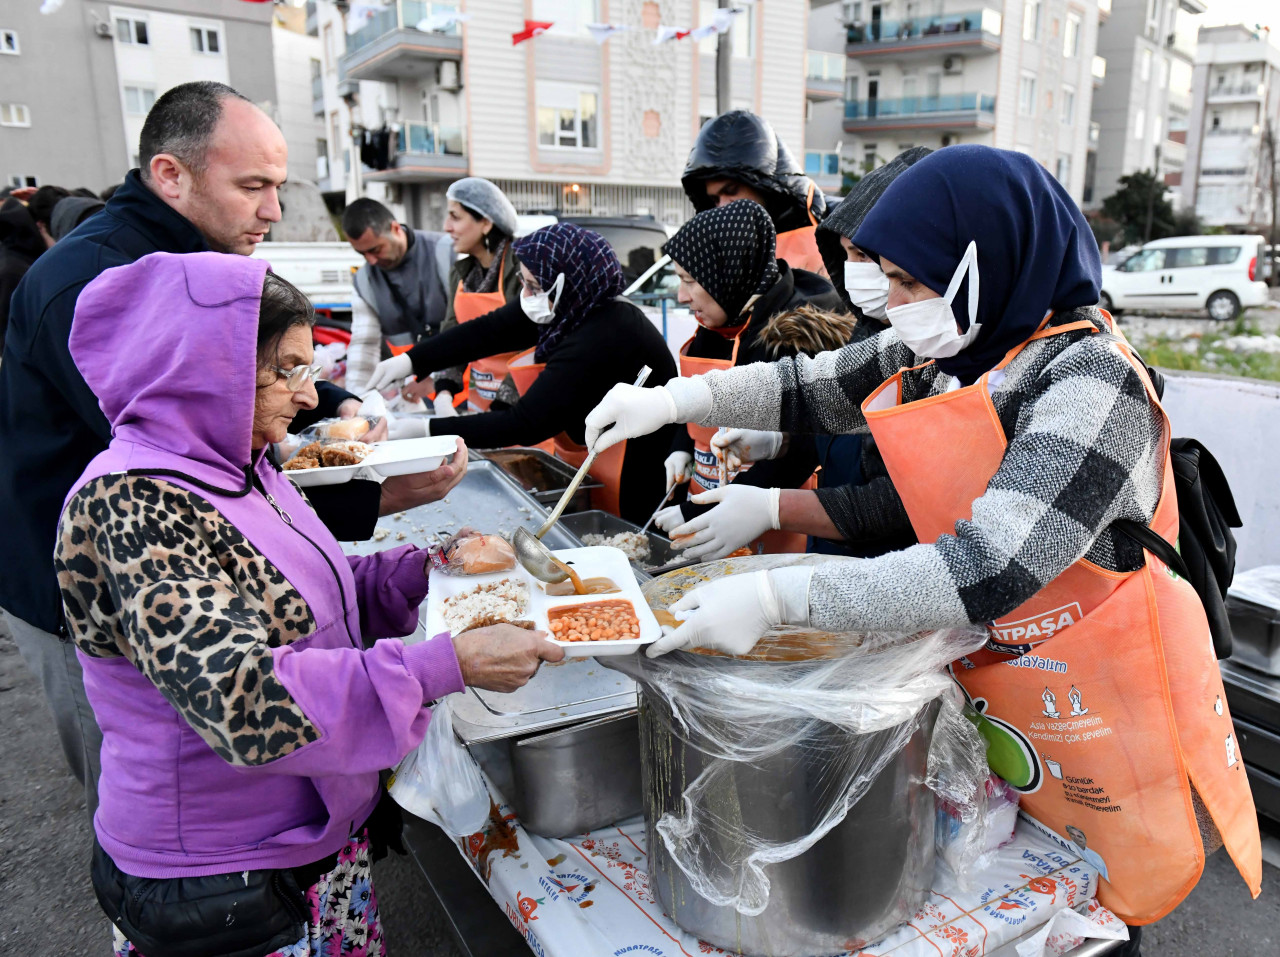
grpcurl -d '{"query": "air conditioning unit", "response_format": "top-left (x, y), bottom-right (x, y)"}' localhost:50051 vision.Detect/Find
top-left (437, 61), bottom-right (460, 91)
top-left (943, 56), bottom-right (963, 75)
top-left (94, 21), bottom-right (113, 38)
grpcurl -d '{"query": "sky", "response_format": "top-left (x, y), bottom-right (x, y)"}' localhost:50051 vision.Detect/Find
top-left (1198, 0), bottom-right (1278, 34)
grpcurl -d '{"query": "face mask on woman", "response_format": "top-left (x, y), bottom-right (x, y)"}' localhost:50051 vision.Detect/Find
top-left (843, 260), bottom-right (890, 320)
top-left (886, 240), bottom-right (981, 359)
top-left (519, 272), bottom-right (565, 325)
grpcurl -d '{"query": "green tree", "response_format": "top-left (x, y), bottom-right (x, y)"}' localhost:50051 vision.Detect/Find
top-left (1100, 170), bottom-right (1177, 246)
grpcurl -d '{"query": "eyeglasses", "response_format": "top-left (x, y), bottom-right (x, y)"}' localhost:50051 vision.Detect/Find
top-left (270, 362), bottom-right (324, 392)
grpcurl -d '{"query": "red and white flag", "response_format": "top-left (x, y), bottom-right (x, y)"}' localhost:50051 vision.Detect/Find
top-left (654, 25), bottom-right (691, 45)
top-left (512, 19), bottom-right (554, 45)
top-left (586, 23), bottom-right (629, 44)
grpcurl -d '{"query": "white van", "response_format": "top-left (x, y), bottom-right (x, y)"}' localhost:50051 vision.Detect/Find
top-left (1099, 234), bottom-right (1269, 321)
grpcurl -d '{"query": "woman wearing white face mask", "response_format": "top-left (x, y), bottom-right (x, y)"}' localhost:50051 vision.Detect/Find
top-left (582, 147), bottom-right (1263, 930)
top-left (683, 148), bottom-right (932, 561)
top-left (654, 203), bottom-right (847, 558)
top-left (370, 223), bottom-right (678, 522)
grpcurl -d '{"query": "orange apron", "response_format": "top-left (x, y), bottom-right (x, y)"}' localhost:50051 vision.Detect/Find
top-left (508, 348), bottom-right (628, 516)
top-left (774, 182), bottom-right (827, 277)
top-left (454, 257), bottom-right (518, 413)
top-left (861, 317), bottom-right (1261, 924)
top-left (679, 335), bottom-right (812, 554)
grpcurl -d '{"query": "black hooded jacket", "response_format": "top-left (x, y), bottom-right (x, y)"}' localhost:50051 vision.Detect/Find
top-left (0, 172), bottom-right (365, 635)
top-left (0, 199), bottom-right (45, 347)
top-left (682, 111), bottom-right (827, 233)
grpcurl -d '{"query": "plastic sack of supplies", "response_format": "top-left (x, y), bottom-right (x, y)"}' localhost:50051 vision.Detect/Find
top-left (387, 697), bottom-right (489, 837)
top-left (607, 555), bottom-right (992, 954)
top-left (427, 527), bottom-right (518, 577)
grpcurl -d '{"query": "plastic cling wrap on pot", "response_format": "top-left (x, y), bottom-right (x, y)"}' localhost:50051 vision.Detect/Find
top-left (613, 556), bottom-right (990, 918)
top-left (387, 697), bottom-right (489, 837)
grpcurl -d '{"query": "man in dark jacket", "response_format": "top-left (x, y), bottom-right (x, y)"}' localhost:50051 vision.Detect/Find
top-left (0, 81), bottom-right (463, 814)
top-left (682, 110), bottom-right (829, 274)
top-left (0, 200), bottom-right (45, 347)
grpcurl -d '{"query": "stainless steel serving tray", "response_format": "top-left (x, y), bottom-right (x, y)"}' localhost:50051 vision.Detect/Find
top-left (557, 509), bottom-right (693, 577)
top-left (340, 459), bottom-right (579, 558)
top-left (476, 447), bottom-right (602, 512)
top-left (451, 655), bottom-right (639, 744)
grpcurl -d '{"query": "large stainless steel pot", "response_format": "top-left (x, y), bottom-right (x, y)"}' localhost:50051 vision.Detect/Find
top-left (639, 677), bottom-right (936, 957)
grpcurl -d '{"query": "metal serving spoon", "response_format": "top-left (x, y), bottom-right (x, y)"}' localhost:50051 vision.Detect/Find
top-left (513, 365), bottom-right (652, 583)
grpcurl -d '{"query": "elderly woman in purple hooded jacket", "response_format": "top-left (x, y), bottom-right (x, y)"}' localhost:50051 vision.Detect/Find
top-left (53, 250), bottom-right (563, 957)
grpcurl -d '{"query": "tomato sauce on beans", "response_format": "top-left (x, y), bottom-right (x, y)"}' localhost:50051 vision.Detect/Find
top-left (547, 600), bottom-right (642, 642)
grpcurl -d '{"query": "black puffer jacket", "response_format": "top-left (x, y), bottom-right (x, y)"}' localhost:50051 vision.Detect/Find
top-left (0, 199), bottom-right (45, 347)
top-left (682, 111), bottom-right (827, 233)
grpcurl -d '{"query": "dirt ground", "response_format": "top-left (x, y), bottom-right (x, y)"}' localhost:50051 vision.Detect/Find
top-left (1, 618), bottom-right (1277, 956)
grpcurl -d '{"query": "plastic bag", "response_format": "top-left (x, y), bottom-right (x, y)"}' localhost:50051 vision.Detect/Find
top-left (610, 556), bottom-right (991, 918)
top-left (296, 414), bottom-right (382, 443)
top-left (387, 697), bottom-right (489, 837)
top-left (427, 528), bottom-right (517, 576)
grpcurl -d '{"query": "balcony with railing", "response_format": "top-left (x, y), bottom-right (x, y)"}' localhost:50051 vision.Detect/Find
top-left (342, 1), bottom-right (462, 84)
top-left (1207, 81), bottom-right (1265, 102)
top-left (364, 121), bottom-right (468, 183)
top-left (845, 8), bottom-right (1002, 62)
top-left (844, 93), bottom-right (995, 132)
top-left (806, 51), bottom-right (846, 99)
top-left (804, 150), bottom-right (843, 191)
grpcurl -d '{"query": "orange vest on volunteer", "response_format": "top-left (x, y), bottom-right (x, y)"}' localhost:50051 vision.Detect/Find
top-left (861, 314), bottom-right (1261, 925)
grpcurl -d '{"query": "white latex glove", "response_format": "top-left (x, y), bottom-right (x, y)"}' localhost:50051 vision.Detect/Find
top-left (668, 485), bottom-right (780, 562)
top-left (433, 390), bottom-right (459, 417)
top-left (653, 504), bottom-right (686, 535)
top-left (584, 384), bottom-right (678, 453)
top-left (388, 417), bottom-right (430, 440)
top-left (646, 567), bottom-right (813, 658)
top-left (664, 451), bottom-right (694, 492)
top-left (711, 429), bottom-right (786, 472)
top-left (365, 353), bottom-right (414, 393)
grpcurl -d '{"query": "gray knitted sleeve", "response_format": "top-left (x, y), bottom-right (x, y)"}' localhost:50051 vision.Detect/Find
top-left (693, 327), bottom-right (916, 433)
top-left (805, 333), bottom-right (1164, 633)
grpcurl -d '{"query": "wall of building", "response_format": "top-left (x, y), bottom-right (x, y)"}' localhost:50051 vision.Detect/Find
top-left (0, 1), bottom-right (127, 192)
top-left (270, 20), bottom-right (325, 186)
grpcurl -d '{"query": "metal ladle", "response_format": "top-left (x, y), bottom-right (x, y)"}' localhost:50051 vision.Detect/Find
top-left (513, 365), bottom-right (652, 583)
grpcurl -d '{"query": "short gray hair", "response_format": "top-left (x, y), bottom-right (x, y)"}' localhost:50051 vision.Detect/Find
top-left (139, 81), bottom-right (250, 180)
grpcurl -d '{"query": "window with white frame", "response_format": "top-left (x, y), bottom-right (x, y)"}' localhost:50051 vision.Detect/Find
top-left (1160, 57), bottom-right (1170, 90)
top-left (863, 143), bottom-right (879, 171)
top-left (1061, 85), bottom-right (1075, 125)
top-left (536, 82), bottom-right (599, 150)
top-left (190, 25), bottom-right (221, 55)
top-left (1018, 72), bottom-right (1036, 116)
top-left (1153, 115), bottom-right (1162, 143)
top-left (1063, 12), bottom-right (1080, 57)
top-left (0, 103), bottom-right (31, 127)
top-left (1056, 154), bottom-right (1071, 184)
top-left (1022, 0), bottom-right (1040, 41)
top-left (532, 0), bottom-right (600, 37)
top-left (8, 174), bottom-right (38, 188)
top-left (1140, 48), bottom-right (1152, 83)
top-left (1134, 107), bottom-right (1146, 138)
top-left (1, 29), bottom-right (18, 55)
top-left (123, 86), bottom-right (156, 116)
top-left (116, 17), bottom-right (149, 45)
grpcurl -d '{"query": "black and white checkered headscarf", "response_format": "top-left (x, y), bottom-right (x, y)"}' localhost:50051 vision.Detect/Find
top-left (664, 202), bottom-right (779, 321)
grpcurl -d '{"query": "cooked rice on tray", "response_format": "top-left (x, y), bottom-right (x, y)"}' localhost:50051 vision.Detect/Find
top-left (440, 577), bottom-right (530, 634)
top-left (581, 531), bottom-right (650, 563)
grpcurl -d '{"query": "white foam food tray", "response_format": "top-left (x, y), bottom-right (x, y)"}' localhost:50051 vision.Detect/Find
top-left (425, 545), bottom-right (660, 657)
top-left (286, 434), bottom-right (460, 487)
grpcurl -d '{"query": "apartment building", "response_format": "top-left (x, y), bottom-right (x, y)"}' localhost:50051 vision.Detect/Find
top-left (315, 0), bottom-right (811, 230)
top-left (834, 0), bottom-right (1103, 203)
top-left (0, 1), bottom-right (323, 193)
top-left (1085, 0), bottom-right (1202, 209)
top-left (1180, 24), bottom-right (1280, 231)
top-left (806, 1), bottom-right (851, 196)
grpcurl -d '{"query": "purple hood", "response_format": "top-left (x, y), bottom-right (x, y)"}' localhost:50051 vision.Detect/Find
top-left (72, 250), bottom-right (266, 488)
top-left (63, 252), bottom-right (463, 878)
